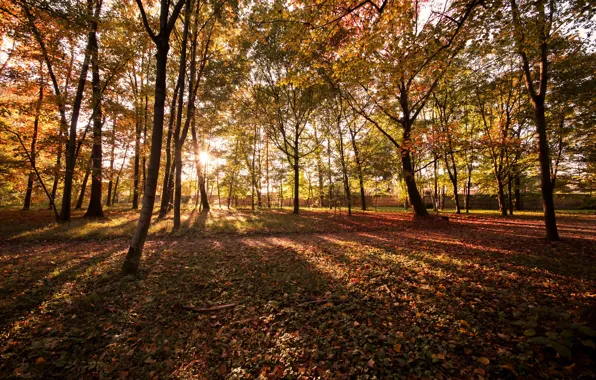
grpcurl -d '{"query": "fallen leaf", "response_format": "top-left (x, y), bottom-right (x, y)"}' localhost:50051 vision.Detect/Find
top-left (478, 357), bottom-right (490, 365)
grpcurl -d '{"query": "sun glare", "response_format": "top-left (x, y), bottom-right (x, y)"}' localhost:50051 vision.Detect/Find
top-left (199, 151), bottom-right (209, 164)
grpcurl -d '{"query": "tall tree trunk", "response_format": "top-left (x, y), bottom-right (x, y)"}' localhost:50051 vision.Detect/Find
top-left (349, 129), bottom-right (366, 211)
top-left (266, 135), bottom-right (271, 208)
top-left (85, 8), bottom-right (104, 218)
top-left (123, 38), bottom-right (171, 273)
top-left (535, 101), bottom-right (558, 238)
top-left (337, 126), bottom-right (352, 216)
top-left (433, 156), bottom-right (438, 213)
top-left (107, 117), bottom-right (117, 207)
top-left (21, 3), bottom-right (68, 214)
top-left (510, 0), bottom-right (558, 240)
top-left (23, 62), bottom-right (43, 210)
top-left (401, 120), bottom-right (428, 217)
top-left (465, 165), bottom-right (472, 213)
top-left (158, 81), bottom-right (180, 218)
top-left (327, 137), bottom-right (333, 209)
top-left (123, 0), bottom-right (186, 275)
top-left (293, 147), bottom-right (300, 215)
top-left (132, 114), bottom-right (141, 209)
top-left (59, 0), bottom-right (95, 222)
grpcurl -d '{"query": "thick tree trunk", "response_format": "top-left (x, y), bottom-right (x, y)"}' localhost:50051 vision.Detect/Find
top-left (534, 101), bottom-right (559, 239)
top-left (402, 148), bottom-right (428, 216)
top-left (85, 16), bottom-right (104, 218)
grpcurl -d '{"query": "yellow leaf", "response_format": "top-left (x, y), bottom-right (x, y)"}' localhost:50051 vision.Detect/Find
top-left (478, 357), bottom-right (490, 365)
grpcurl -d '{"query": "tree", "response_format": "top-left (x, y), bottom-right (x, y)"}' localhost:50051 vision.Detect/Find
top-left (84, 0), bottom-right (104, 218)
top-left (122, 0), bottom-right (186, 275)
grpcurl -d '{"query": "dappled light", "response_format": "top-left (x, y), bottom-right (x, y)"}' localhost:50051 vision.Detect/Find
top-left (1, 209), bottom-right (595, 378)
top-left (0, 0), bottom-right (594, 377)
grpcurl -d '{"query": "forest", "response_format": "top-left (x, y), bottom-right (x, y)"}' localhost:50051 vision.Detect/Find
top-left (0, 0), bottom-right (595, 378)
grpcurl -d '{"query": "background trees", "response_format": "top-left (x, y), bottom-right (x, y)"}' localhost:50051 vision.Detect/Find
top-left (0, 0), bottom-right (594, 270)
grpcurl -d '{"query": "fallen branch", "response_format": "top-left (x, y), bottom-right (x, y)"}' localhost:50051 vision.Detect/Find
top-left (298, 298), bottom-right (349, 307)
top-left (178, 303), bottom-right (237, 313)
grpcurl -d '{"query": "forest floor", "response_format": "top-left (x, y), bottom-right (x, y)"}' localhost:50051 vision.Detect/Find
top-left (0, 208), bottom-right (595, 379)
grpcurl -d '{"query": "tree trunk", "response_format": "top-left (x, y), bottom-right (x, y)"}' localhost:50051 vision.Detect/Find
top-left (191, 119), bottom-right (209, 211)
top-left (535, 101), bottom-right (559, 239)
top-left (123, 23), bottom-right (177, 274)
top-left (402, 148), bottom-right (428, 216)
top-left (23, 62), bottom-right (43, 210)
top-left (107, 117), bottom-right (117, 207)
top-left (49, 142), bottom-right (61, 210)
top-left (433, 156), bottom-right (438, 213)
top-left (327, 138), bottom-right (333, 209)
top-left (515, 174), bottom-right (522, 210)
top-left (337, 127), bottom-right (351, 216)
top-left (293, 154), bottom-right (299, 215)
top-left (266, 135), bottom-right (271, 208)
top-left (508, 173), bottom-right (513, 215)
top-left (349, 130), bottom-right (366, 211)
top-left (497, 179), bottom-right (507, 216)
top-left (85, 13), bottom-right (104, 218)
top-left (76, 156), bottom-right (92, 210)
top-left (59, 3), bottom-right (94, 222)
top-left (466, 166), bottom-right (472, 213)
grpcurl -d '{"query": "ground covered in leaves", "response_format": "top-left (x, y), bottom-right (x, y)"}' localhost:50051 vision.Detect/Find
top-left (1, 208), bottom-right (595, 379)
